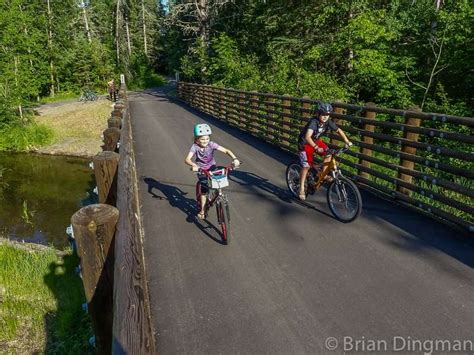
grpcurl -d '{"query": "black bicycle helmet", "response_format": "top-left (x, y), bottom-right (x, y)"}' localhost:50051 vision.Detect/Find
top-left (316, 101), bottom-right (333, 115)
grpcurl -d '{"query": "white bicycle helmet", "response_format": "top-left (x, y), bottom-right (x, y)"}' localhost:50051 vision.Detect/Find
top-left (194, 123), bottom-right (212, 137)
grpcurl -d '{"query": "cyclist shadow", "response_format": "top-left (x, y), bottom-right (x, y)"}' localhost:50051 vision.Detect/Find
top-left (143, 177), bottom-right (226, 244)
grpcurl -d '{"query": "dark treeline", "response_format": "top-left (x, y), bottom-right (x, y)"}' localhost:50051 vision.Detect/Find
top-left (161, 0), bottom-right (473, 116)
top-left (0, 0), bottom-right (165, 126)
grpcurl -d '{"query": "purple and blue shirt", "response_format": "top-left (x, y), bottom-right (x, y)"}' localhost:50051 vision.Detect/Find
top-left (189, 141), bottom-right (220, 170)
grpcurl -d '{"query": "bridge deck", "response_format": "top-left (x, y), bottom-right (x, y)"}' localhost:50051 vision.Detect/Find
top-left (130, 87), bottom-right (474, 353)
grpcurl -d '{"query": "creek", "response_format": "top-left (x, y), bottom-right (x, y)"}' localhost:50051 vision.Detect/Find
top-left (0, 152), bottom-right (97, 249)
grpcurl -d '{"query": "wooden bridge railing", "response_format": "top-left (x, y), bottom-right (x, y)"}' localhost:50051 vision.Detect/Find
top-left (177, 82), bottom-right (473, 233)
top-left (72, 83), bottom-right (156, 354)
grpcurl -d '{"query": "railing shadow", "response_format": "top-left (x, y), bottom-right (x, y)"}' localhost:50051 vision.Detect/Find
top-left (360, 190), bottom-right (474, 269)
top-left (143, 177), bottom-right (227, 245)
top-left (43, 252), bottom-right (93, 354)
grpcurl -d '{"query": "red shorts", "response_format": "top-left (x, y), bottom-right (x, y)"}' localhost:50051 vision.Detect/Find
top-left (298, 141), bottom-right (328, 167)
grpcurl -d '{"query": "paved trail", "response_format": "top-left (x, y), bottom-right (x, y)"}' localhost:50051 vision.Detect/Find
top-left (130, 87), bottom-right (474, 354)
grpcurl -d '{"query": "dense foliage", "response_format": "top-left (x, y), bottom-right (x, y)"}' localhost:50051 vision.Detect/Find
top-left (0, 0), bottom-right (165, 128)
top-left (161, 0), bottom-right (473, 116)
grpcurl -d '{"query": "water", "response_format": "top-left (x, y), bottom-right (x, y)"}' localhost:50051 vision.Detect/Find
top-left (0, 152), bottom-right (97, 249)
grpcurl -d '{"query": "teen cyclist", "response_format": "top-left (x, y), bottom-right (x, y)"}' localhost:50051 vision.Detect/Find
top-left (297, 102), bottom-right (352, 200)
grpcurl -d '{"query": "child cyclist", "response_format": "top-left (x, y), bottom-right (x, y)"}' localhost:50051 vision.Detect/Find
top-left (185, 123), bottom-right (240, 219)
top-left (297, 102), bottom-right (352, 201)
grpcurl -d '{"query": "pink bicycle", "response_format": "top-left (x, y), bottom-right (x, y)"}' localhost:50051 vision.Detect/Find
top-left (195, 163), bottom-right (238, 244)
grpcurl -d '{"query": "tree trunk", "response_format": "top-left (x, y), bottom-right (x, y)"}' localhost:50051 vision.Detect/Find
top-left (125, 14), bottom-right (132, 56)
top-left (82, 6), bottom-right (92, 43)
top-left (142, 0), bottom-right (148, 58)
top-left (115, 0), bottom-right (121, 64)
top-left (47, 0), bottom-right (55, 97)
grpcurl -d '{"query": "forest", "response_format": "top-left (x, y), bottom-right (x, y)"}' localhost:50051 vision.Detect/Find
top-left (0, 0), bottom-right (472, 132)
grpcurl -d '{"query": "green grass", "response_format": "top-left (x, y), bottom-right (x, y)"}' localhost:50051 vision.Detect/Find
top-left (40, 92), bottom-right (78, 104)
top-left (0, 240), bottom-right (93, 354)
top-left (0, 123), bottom-right (54, 152)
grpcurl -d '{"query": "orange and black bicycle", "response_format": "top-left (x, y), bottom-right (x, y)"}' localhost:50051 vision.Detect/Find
top-left (286, 146), bottom-right (362, 222)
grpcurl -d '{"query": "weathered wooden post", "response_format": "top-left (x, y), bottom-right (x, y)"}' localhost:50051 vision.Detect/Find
top-left (93, 151), bottom-right (119, 206)
top-left (71, 204), bottom-right (119, 355)
top-left (250, 91), bottom-right (259, 134)
top-left (114, 102), bottom-right (125, 112)
top-left (118, 88), bottom-right (127, 100)
top-left (282, 95), bottom-right (291, 147)
top-left (111, 109), bottom-right (123, 119)
top-left (330, 105), bottom-right (344, 145)
top-left (358, 102), bottom-right (376, 179)
top-left (108, 117), bottom-right (121, 129)
top-left (238, 91), bottom-right (247, 128)
top-left (219, 88), bottom-right (227, 121)
top-left (227, 90), bottom-right (234, 124)
top-left (302, 97), bottom-right (311, 127)
top-left (102, 127), bottom-right (121, 152)
top-left (265, 97), bottom-right (275, 141)
top-left (397, 106), bottom-right (422, 194)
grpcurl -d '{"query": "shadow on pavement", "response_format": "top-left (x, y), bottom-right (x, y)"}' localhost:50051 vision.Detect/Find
top-left (360, 190), bottom-right (474, 269)
top-left (143, 177), bottom-right (227, 245)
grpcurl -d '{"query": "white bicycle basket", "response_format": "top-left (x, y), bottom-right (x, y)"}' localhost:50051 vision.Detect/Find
top-left (208, 169), bottom-right (229, 189)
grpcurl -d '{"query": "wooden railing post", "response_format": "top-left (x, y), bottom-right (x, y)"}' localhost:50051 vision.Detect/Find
top-left (93, 151), bottom-right (119, 206)
top-left (302, 97), bottom-right (311, 125)
top-left (177, 82), bottom-right (182, 99)
top-left (102, 127), bottom-right (121, 152)
top-left (111, 109), bottom-right (123, 119)
top-left (71, 204), bottom-right (119, 355)
top-left (358, 102), bottom-right (376, 178)
top-left (397, 106), bottom-right (422, 194)
top-left (250, 92), bottom-right (259, 134)
top-left (114, 102), bottom-right (125, 112)
top-left (265, 97), bottom-right (275, 141)
top-left (330, 105), bottom-right (344, 145)
top-left (238, 91), bottom-right (246, 128)
top-left (108, 117), bottom-right (121, 129)
top-left (282, 95), bottom-right (291, 147)
top-left (219, 88), bottom-right (227, 121)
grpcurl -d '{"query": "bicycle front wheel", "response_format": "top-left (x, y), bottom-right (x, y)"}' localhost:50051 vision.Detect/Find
top-left (326, 177), bottom-right (362, 223)
top-left (216, 200), bottom-right (231, 244)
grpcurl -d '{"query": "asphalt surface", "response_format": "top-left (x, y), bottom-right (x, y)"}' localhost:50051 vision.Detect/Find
top-left (130, 86), bottom-right (474, 354)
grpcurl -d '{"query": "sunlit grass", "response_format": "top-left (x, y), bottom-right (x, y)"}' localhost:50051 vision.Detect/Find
top-left (40, 92), bottom-right (79, 104)
top-left (0, 240), bottom-right (93, 354)
top-left (0, 123), bottom-right (54, 152)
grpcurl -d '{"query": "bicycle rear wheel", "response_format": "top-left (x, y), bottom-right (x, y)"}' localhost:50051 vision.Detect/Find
top-left (326, 177), bottom-right (362, 222)
top-left (286, 162), bottom-right (303, 197)
top-left (216, 200), bottom-right (231, 244)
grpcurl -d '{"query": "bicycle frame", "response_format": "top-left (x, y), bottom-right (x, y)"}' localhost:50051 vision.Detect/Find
top-left (198, 165), bottom-right (233, 211)
top-left (312, 147), bottom-right (347, 190)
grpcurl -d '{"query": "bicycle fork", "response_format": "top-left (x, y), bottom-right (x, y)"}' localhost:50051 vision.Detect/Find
top-left (334, 180), bottom-right (349, 208)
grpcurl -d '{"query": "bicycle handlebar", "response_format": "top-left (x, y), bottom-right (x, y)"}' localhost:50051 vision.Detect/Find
top-left (191, 162), bottom-right (242, 175)
top-left (326, 145), bottom-right (351, 156)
